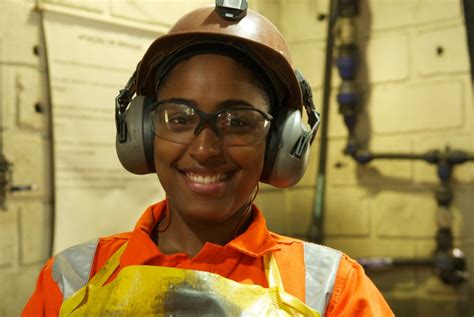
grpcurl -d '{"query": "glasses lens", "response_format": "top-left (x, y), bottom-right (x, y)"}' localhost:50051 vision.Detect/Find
top-left (216, 108), bottom-right (271, 146)
top-left (151, 102), bottom-right (271, 146)
top-left (151, 102), bottom-right (199, 144)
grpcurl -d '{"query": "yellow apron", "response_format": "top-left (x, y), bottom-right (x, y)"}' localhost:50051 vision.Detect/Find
top-left (59, 243), bottom-right (320, 316)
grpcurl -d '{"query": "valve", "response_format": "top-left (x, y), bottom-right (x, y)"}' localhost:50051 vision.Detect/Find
top-left (0, 153), bottom-right (34, 210)
top-left (435, 248), bottom-right (470, 285)
top-left (344, 137), bottom-right (359, 156)
top-left (0, 153), bottom-right (10, 209)
top-left (337, 81), bottom-right (359, 131)
top-left (337, 0), bottom-right (360, 17)
top-left (336, 44), bottom-right (358, 80)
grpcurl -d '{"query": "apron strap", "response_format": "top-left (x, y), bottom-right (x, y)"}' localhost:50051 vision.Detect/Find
top-left (88, 242), bottom-right (128, 287)
top-left (264, 252), bottom-right (285, 290)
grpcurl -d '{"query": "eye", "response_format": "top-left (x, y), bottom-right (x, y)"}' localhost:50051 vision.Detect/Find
top-left (228, 116), bottom-right (249, 127)
top-left (219, 112), bottom-right (250, 128)
top-left (168, 113), bottom-right (193, 125)
top-left (160, 104), bottom-right (197, 132)
top-left (217, 110), bottom-right (260, 133)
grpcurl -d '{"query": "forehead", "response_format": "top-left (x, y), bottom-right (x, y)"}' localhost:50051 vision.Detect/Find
top-left (156, 54), bottom-right (269, 112)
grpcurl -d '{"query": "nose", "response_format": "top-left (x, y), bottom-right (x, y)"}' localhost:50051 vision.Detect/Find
top-left (188, 127), bottom-right (223, 162)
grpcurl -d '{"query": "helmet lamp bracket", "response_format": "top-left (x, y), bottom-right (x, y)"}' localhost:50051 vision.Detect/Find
top-left (215, 0), bottom-right (248, 21)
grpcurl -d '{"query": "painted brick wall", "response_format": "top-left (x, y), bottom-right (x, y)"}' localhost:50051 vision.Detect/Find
top-left (0, 1), bottom-right (279, 316)
top-left (264, 0), bottom-right (474, 315)
top-left (0, 1), bottom-right (53, 316)
top-left (1, 0), bottom-right (473, 316)
top-left (0, 1), bottom-right (224, 316)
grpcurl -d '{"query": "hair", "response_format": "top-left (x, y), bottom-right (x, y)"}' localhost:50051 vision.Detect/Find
top-left (153, 42), bottom-right (281, 114)
top-left (236, 60), bottom-right (271, 112)
top-left (155, 55), bottom-right (271, 113)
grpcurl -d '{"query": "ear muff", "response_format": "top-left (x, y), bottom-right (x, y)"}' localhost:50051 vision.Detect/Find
top-left (261, 108), bottom-right (312, 188)
top-left (115, 95), bottom-right (156, 174)
top-left (260, 70), bottom-right (320, 188)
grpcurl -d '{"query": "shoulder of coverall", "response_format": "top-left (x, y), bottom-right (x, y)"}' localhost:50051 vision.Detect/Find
top-left (50, 233), bottom-right (130, 302)
top-left (50, 237), bottom-right (342, 316)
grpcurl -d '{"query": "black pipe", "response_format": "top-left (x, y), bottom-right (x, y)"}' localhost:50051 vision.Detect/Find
top-left (333, 0), bottom-right (473, 286)
top-left (0, 56), bottom-right (7, 209)
top-left (358, 256), bottom-right (435, 270)
top-left (462, 0), bottom-right (474, 80)
top-left (352, 149), bottom-right (474, 165)
top-left (309, 0), bottom-right (339, 244)
top-left (353, 151), bottom-right (424, 163)
top-left (359, 248), bottom-right (469, 285)
top-left (37, 5), bottom-right (56, 257)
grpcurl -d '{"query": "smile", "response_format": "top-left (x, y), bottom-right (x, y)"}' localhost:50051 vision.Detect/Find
top-left (185, 172), bottom-right (231, 184)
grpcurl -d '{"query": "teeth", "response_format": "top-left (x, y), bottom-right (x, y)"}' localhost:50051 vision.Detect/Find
top-left (186, 172), bottom-right (227, 184)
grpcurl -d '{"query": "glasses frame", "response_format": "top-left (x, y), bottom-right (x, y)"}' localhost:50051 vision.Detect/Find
top-left (150, 99), bottom-right (273, 146)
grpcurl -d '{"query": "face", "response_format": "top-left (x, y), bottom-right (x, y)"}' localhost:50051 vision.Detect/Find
top-left (153, 54), bottom-right (270, 225)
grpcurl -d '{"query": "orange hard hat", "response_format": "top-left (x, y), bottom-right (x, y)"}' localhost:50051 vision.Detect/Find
top-left (135, 5), bottom-right (303, 112)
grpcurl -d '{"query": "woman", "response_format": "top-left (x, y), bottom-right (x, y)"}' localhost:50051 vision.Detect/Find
top-left (23, 4), bottom-right (394, 316)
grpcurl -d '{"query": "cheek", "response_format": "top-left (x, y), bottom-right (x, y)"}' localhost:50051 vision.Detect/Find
top-left (153, 139), bottom-right (167, 170)
top-left (228, 143), bottom-right (266, 177)
top-left (152, 139), bottom-right (183, 186)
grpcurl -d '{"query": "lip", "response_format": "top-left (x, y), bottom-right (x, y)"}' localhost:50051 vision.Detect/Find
top-left (178, 168), bottom-right (234, 195)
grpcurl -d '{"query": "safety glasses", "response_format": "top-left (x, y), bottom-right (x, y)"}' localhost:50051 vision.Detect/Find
top-left (151, 100), bottom-right (273, 146)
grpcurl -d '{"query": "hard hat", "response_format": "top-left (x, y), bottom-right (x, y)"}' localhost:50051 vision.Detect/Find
top-left (115, 4), bottom-right (320, 187)
top-left (135, 6), bottom-right (303, 112)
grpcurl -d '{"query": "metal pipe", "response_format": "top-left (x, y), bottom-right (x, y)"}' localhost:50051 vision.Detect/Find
top-left (352, 149), bottom-right (474, 165)
top-left (332, 0), bottom-right (473, 286)
top-left (36, 2), bottom-right (56, 257)
top-left (309, 0), bottom-right (339, 244)
top-left (359, 248), bottom-right (469, 285)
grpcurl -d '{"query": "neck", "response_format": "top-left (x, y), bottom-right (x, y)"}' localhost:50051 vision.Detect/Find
top-left (156, 203), bottom-right (253, 257)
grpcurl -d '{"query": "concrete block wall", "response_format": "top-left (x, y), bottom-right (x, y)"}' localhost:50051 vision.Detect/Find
top-left (1, 0), bottom-right (472, 316)
top-left (0, 1), bottom-right (280, 316)
top-left (0, 1), bottom-right (53, 316)
top-left (255, 0), bottom-right (473, 315)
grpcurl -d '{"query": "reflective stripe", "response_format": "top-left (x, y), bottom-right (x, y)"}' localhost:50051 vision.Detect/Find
top-left (52, 239), bottom-right (99, 301)
top-left (304, 242), bottom-right (342, 316)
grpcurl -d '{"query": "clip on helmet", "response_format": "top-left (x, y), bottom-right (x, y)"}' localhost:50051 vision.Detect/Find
top-left (215, 0), bottom-right (248, 20)
top-left (115, 3), bottom-right (320, 188)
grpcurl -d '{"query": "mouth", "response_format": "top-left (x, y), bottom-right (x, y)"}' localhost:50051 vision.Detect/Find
top-left (184, 171), bottom-right (232, 184)
top-left (178, 169), bottom-right (235, 194)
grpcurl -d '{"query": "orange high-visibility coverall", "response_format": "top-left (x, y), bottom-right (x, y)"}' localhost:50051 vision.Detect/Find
top-left (23, 200), bottom-right (394, 316)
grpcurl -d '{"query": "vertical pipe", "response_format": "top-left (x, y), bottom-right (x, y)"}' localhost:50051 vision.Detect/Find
top-left (462, 0), bottom-right (474, 81)
top-left (0, 40), bottom-right (8, 209)
top-left (309, 0), bottom-right (339, 244)
top-left (36, 2), bottom-right (56, 257)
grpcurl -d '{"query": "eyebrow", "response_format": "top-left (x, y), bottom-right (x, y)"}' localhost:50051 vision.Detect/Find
top-left (218, 99), bottom-right (260, 110)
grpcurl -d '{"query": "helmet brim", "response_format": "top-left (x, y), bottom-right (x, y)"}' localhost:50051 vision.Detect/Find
top-left (136, 31), bottom-right (303, 112)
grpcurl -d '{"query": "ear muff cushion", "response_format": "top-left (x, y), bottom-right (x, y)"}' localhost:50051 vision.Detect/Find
top-left (115, 95), bottom-right (155, 174)
top-left (261, 108), bottom-right (311, 188)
